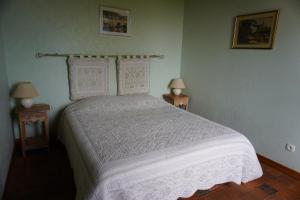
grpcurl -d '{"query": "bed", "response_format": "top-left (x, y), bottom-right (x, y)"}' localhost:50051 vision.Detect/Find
top-left (60, 94), bottom-right (263, 200)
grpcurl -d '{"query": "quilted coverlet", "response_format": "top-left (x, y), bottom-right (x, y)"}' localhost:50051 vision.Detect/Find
top-left (60, 95), bottom-right (263, 200)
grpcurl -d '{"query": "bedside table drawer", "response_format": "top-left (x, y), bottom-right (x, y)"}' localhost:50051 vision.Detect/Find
top-left (174, 98), bottom-right (188, 107)
top-left (163, 94), bottom-right (189, 111)
top-left (20, 112), bottom-right (47, 122)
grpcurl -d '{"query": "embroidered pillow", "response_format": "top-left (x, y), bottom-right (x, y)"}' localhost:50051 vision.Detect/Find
top-left (68, 57), bottom-right (109, 100)
top-left (117, 58), bottom-right (150, 95)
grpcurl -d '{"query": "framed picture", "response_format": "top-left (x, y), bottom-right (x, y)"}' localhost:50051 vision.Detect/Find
top-left (232, 10), bottom-right (279, 49)
top-left (100, 6), bottom-right (130, 36)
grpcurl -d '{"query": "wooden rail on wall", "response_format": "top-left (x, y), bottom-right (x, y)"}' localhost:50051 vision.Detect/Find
top-left (257, 154), bottom-right (300, 180)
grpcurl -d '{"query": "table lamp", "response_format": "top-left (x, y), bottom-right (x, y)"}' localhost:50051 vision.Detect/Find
top-left (170, 78), bottom-right (186, 95)
top-left (12, 82), bottom-right (39, 108)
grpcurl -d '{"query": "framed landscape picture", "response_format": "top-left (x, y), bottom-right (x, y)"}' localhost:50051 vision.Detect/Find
top-left (100, 6), bottom-right (130, 36)
top-left (232, 10), bottom-right (279, 49)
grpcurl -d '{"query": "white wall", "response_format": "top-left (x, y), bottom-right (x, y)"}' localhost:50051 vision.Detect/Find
top-left (181, 0), bottom-right (300, 171)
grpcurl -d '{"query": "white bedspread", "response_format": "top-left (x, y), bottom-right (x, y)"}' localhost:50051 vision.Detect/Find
top-left (60, 95), bottom-right (263, 200)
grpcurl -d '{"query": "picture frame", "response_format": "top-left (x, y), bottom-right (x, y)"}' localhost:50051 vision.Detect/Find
top-left (100, 6), bottom-right (130, 36)
top-left (232, 10), bottom-right (279, 49)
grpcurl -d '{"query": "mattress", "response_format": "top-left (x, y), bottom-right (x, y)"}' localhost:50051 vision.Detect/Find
top-left (60, 94), bottom-right (263, 200)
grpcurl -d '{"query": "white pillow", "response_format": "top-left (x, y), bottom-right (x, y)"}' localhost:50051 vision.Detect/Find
top-left (68, 57), bottom-right (109, 100)
top-left (117, 58), bottom-right (150, 95)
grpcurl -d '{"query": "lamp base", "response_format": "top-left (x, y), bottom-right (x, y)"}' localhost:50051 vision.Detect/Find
top-left (172, 88), bottom-right (182, 96)
top-left (21, 98), bottom-right (33, 108)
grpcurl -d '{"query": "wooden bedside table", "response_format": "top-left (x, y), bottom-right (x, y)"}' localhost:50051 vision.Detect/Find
top-left (16, 104), bottom-right (50, 157)
top-left (163, 93), bottom-right (189, 110)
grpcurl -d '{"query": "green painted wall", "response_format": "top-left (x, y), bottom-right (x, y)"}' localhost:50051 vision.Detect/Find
top-left (181, 0), bottom-right (300, 171)
top-left (0, 3), bottom-right (14, 197)
top-left (2, 0), bottom-right (184, 136)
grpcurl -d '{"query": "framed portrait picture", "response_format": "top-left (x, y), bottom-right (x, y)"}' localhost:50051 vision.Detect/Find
top-left (100, 6), bottom-right (130, 36)
top-left (232, 10), bottom-right (279, 49)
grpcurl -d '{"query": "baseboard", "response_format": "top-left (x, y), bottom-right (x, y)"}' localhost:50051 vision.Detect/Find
top-left (257, 154), bottom-right (300, 180)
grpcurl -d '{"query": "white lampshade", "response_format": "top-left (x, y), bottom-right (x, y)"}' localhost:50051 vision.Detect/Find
top-left (170, 78), bottom-right (186, 89)
top-left (12, 82), bottom-right (39, 98)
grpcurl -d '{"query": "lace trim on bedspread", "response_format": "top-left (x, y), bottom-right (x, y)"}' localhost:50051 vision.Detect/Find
top-left (104, 154), bottom-right (262, 200)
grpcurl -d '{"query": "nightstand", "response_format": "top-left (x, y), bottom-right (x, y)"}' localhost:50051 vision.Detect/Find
top-left (163, 93), bottom-right (189, 110)
top-left (15, 104), bottom-right (50, 157)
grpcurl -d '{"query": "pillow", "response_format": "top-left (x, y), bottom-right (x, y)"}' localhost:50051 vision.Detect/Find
top-left (68, 57), bottom-right (109, 100)
top-left (117, 58), bottom-right (150, 95)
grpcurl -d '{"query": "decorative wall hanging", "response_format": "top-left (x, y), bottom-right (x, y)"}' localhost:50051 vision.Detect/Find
top-left (232, 10), bottom-right (279, 49)
top-left (68, 57), bottom-right (109, 100)
top-left (117, 57), bottom-right (150, 95)
top-left (100, 6), bottom-right (130, 36)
